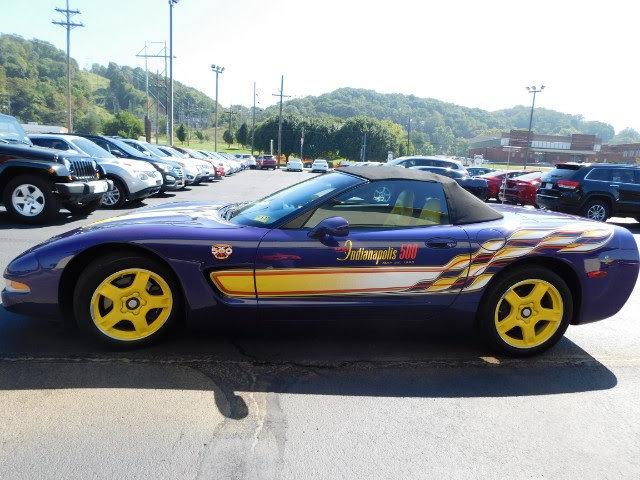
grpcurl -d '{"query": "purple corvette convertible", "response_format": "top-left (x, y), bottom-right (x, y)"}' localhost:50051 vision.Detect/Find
top-left (3, 166), bottom-right (638, 355)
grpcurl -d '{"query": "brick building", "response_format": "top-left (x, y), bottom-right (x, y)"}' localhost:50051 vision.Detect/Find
top-left (598, 143), bottom-right (640, 164)
top-left (468, 130), bottom-right (602, 165)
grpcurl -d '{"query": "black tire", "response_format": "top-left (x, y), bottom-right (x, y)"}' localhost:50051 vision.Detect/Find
top-left (581, 198), bottom-right (610, 222)
top-left (2, 174), bottom-right (60, 224)
top-left (478, 266), bottom-right (572, 357)
top-left (101, 177), bottom-right (127, 209)
top-left (73, 252), bottom-right (182, 348)
top-left (66, 198), bottom-right (103, 216)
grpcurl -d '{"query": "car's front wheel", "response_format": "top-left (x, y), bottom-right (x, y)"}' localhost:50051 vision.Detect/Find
top-left (582, 199), bottom-right (610, 222)
top-left (101, 178), bottom-right (127, 208)
top-left (73, 252), bottom-right (181, 347)
top-left (2, 174), bottom-right (60, 224)
top-left (478, 266), bottom-right (572, 356)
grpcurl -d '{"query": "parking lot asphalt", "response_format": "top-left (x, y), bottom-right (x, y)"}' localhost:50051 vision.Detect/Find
top-left (1, 168), bottom-right (639, 479)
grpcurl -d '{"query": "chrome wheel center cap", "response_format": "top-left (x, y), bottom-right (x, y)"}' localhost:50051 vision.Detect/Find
top-left (521, 307), bottom-right (532, 318)
top-left (126, 298), bottom-right (140, 310)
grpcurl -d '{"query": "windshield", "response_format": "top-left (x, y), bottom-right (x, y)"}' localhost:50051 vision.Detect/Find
top-left (226, 172), bottom-right (361, 227)
top-left (70, 137), bottom-right (114, 158)
top-left (0, 116), bottom-right (31, 145)
top-left (142, 143), bottom-right (170, 157)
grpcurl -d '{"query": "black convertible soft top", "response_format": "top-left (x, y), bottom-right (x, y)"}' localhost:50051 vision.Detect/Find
top-left (337, 165), bottom-right (503, 225)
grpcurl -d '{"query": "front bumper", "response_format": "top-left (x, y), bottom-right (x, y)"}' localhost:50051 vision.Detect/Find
top-left (130, 185), bottom-right (162, 201)
top-left (55, 179), bottom-right (111, 196)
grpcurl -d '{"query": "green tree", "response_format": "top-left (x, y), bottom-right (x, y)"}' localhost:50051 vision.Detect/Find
top-left (236, 122), bottom-right (249, 145)
top-left (335, 116), bottom-right (406, 160)
top-left (176, 123), bottom-right (187, 143)
top-left (194, 129), bottom-right (204, 141)
top-left (223, 128), bottom-right (235, 147)
top-left (103, 111), bottom-right (143, 138)
top-left (610, 128), bottom-right (640, 145)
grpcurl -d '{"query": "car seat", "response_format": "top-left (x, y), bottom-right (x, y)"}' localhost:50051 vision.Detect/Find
top-left (384, 190), bottom-right (415, 226)
top-left (418, 197), bottom-right (442, 224)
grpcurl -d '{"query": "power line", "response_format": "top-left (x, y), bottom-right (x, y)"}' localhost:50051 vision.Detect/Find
top-left (52, 0), bottom-right (83, 132)
top-left (136, 41), bottom-right (171, 141)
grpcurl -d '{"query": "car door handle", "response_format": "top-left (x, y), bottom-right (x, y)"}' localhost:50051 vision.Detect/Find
top-left (426, 238), bottom-right (457, 249)
top-left (610, 184), bottom-right (620, 188)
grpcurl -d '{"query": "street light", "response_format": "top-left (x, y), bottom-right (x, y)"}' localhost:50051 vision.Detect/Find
top-left (525, 84), bottom-right (545, 170)
top-left (168, 0), bottom-right (179, 145)
top-left (211, 64), bottom-right (225, 151)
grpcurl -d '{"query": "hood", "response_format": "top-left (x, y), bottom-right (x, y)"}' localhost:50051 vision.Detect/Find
top-left (82, 202), bottom-right (238, 231)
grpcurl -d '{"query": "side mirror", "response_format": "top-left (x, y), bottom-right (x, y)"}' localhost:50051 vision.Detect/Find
top-left (308, 216), bottom-right (349, 239)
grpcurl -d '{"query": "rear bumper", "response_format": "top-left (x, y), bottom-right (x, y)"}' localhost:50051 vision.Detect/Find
top-left (536, 193), bottom-right (581, 214)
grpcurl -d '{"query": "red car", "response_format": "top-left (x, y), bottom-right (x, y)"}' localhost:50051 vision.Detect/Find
top-left (257, 155), bottom-right (277, 170)
top-left (500, 171), bottom-right (544, 206)
top-left (480, 170), bottom-right (529, 200)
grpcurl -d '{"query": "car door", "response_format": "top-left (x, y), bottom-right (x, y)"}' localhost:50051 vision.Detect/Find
top-left (611, 168), bottom-right (640, 214)
top-left (254, 179), bottom-right (471, 317)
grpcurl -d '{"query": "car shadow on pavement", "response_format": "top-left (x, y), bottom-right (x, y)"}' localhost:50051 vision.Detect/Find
top-left (0, 308), bottom-right (618, 420)
top-left (0, 209), bottom-right (95, 230)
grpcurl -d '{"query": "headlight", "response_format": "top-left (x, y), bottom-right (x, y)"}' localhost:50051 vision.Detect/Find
top-left (157, 163), bottom-right (172, 172)
top-left (5, 279), bottom-right (30, 293)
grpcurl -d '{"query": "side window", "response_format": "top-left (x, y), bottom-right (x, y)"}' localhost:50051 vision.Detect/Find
top-left (32, 138), bottom-right (56, 149)
top-left (93, 138), bottom-right (110, 152)
top-left (304, 180), bottom-right (450, 229)
top-left (400, 159), bottom-right (415, 168)
top-left (587, 169), bottom-right (611, 181)
top-left (610, 169), bottom-right (634, 183)
top-left (51, 140), bottom-right (70, 151)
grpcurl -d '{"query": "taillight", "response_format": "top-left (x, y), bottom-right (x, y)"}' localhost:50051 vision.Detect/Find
top-left (557, 180), bottom-right (580, 190)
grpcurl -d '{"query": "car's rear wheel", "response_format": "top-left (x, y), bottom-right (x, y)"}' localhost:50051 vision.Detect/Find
top-left (582, 199), bottom-right (610, 222)
top-left (2, 175), bottom-right (60, 224)
top-left (73, 252), bottom-right (181, 347)
top-left (478, 266), bottom-right (572, 356)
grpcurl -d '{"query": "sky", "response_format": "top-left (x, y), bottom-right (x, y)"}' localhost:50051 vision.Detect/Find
top-left (2, 0), bottom-right (639, 132)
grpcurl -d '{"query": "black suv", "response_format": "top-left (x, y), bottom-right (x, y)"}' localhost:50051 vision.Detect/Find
top-left (537, 163), bottom-right (640, 222)
top-left (0, 114), bottom-right (111, 224)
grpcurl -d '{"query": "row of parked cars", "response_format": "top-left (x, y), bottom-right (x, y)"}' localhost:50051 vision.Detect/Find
top-left (0, 113), bottom-right (252, 224)
top-left (385, 155), bottom-right (640, 223)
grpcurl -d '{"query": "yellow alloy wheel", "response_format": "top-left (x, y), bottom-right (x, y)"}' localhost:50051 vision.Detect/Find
top-left (494, 279), bottom-right (564, 349)
top-left (90, 268), bottom-right (173, 341)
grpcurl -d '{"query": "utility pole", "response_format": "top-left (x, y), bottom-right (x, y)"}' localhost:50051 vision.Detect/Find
top-left (407, 118), bottom-right (412, 155)
top-left (211, 64), bottom-right (225, 151)
top-left (155, 70), bottom-right (160, 143)
top-left (52, 0), bottom-right (83, 132)
top-left (272, 75), bottom-right (290, 167)
top-left (360, 132), bottom-right (367, 161)
top-left (136, 42), bottom-right (170, 142)
top-left (300, 125), bottom-right (305, 160)
top-left (251, 81), bottom-right (257, 156)
top-left (168, 0), bottom-right (179, 145)
top-left (227, 107), bottom-right (237, 137)
top-left (525, 84), bottom-right (545, 170)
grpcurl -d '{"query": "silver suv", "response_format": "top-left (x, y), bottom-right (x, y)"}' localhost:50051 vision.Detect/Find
top-left (29, 134), bottom-right (163, 208)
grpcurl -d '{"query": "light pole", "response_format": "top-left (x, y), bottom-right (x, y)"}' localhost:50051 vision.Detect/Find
top-left (168, 0), bottom-right (179, 145)
top-left (407, 118), bottom-right (412, 155)
top-left (211, 64), bottom-right (225, 151)
top-left (525, 84), bottom-right (545, 170)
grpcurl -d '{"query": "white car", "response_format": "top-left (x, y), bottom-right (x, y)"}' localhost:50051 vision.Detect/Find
top-left (235, 153), bottom-right (257, 169)
top-left (311, 158), bottom-right (330, 173)
top-left (122, 139), bottom-right (203, 185)
top-left (28, 134), bottom-right (163, 208)
top-left (286, 158), bottom-right (304, 171)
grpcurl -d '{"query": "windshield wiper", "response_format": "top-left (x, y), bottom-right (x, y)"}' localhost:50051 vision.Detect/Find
top-left (221, 201), bottom-right (252, 220)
